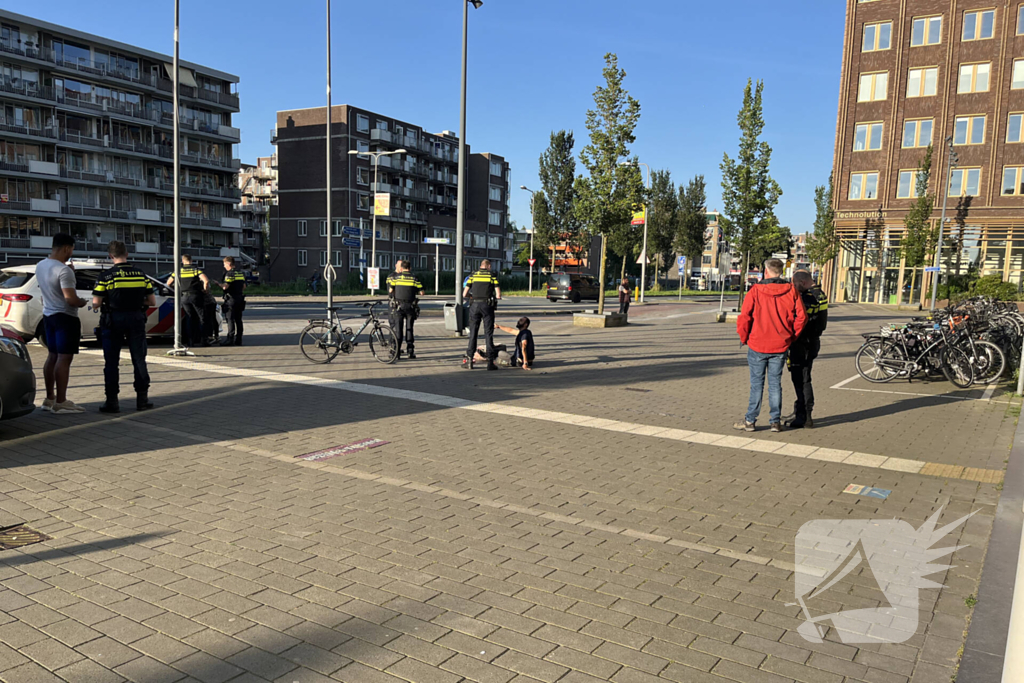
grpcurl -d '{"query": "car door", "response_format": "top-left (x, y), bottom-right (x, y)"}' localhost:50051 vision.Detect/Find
top-left (144, 276), bottom-right (176, 336)
top-left (74, 269), bottom-right (102, 336)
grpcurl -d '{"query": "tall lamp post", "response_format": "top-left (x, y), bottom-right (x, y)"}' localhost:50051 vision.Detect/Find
top-left (325, 0), bottom-right (334, 313)
top-left (929, 136), bottom-right (959, 313)
top-left (620, 160), bottom-right (651, 302)
top-left (348, 148), bottom-right (406, 293)
top-left (167, 0), bottom-right (191, 356)
top-left (455, 0), bottom-right (483, 315)
top-left (520, 185), bottom-right (536, 293)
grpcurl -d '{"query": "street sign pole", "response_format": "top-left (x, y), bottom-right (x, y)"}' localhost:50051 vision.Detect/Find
top-left (435, 243), bottom-right (440, 296)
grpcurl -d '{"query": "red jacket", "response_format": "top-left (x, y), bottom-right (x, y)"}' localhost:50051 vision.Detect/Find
top-left (736, 279), bottom-right (808, 354)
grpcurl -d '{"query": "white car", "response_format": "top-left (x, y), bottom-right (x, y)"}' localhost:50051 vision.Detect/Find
top-left (0, 260), bottom-right (183, 345)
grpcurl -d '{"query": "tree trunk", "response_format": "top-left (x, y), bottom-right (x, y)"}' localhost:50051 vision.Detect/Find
top-left (597, 234), bottom-right (608, 315)
top-left (909, 268), bottom-right (917, 306)
top-left (620, 256), bottom-right (626, 281)
top-left (737, 251), bottom-right (750, 310)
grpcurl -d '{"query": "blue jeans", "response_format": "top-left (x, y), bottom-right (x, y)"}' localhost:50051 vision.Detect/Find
top-left (746, 348), bottom-right (786, 424)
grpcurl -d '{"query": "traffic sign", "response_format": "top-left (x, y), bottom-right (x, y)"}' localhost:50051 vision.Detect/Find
top-left (342, 237), bottom-right (360, 248)
top-left (677, 255), bottom-right (687, 268)
top-left (362, 228), bottom-right (373, 239)
top-left (342, 226), bottom-right (361, 237)
top-left (924, 266), bottom-right (941, 273)
top-left (636, 249), bottom-right (650, 265)
top-left (528, 258), bottom-right (537, 266)
top-left (424, 237), bottom-right (450, 245)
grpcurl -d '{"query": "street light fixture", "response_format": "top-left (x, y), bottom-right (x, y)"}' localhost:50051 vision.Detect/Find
top-left (520, 186), bottom-right (536, 293)
top-left (455, 0), bottom-right (482, 318)
top-left (348, 148), bottom-right (407, 292)
top-left (620, 160), bottom-right (651, 302)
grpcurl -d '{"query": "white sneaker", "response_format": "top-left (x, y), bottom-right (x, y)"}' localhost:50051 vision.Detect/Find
top-left (40, 398), bottom-right (54, 412)
top-left (52, 400), bottom-right (86, 414)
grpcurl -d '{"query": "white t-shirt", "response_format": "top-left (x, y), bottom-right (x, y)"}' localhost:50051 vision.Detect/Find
top-left (35, 258), bottom-right (78, 317)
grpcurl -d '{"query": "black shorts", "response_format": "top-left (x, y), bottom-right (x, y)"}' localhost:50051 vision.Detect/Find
top-left (44, 313), bottom-right (82, 355)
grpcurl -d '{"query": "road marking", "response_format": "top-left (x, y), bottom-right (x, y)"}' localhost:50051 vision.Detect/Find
top-left (831, 373), bottom-right (1003, 402)
top-left (110, 352), bottom-right (1003, 485)
top-left (981, 383), bottom-right (997, 401)
top-left (831, 374), bottom-right (860, 389)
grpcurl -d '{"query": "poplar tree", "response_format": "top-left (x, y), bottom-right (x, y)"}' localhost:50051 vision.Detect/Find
top-left (647, 169), bottom-right (678, 286)
top-left (805, 174), bottom-right (837, 269)
top-left (676, 175), bottom-right (708, 277)
top-left (901, 145), bottom-right (937, 300)
top-left (538, 131), bottom-right (581, 270)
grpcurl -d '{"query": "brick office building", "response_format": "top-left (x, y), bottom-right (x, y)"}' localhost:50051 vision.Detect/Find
top-left (268, 105), bottom-right (510, 284)
top-left (829, 0), bottom-right (1024, 304)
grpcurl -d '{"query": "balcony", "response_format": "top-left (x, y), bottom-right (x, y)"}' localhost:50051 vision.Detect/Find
top-left (0, 121), bottom-right (58, 140)
top-left (371, 128), bottom-right (399, 145)
top-left (196, 88), bottom-right (240, 109)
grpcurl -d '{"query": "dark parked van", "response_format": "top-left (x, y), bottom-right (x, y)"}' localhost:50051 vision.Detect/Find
top-left (547, 272), bottom-right (600, 303)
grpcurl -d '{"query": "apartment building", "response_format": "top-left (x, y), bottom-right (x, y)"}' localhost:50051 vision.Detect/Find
top-left (236, 155), bottom-right (276, 266)
top-left (0, 10), bottom-right (241, 274)
top-left (830, 0), bottom-right (1024, 304)
top-left (268, 105), bottom-right (510, 283)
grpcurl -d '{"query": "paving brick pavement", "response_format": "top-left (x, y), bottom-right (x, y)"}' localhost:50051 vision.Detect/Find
top-left (0, 302), bottom-right (1011, 682)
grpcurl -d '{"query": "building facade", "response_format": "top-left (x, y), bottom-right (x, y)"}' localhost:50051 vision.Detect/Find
top-left (830, 0), bottom-right (1024, 304)
top-left (268, 105), bottom-right (510, 283)
top-left (236, 155), bottom-right (275, 267)
top-left (0, 10), bottom-right (241, 274)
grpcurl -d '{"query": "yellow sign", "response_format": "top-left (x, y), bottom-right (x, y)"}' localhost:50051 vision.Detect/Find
top-left (631, 206), bottom-right (646, 226)
top-left (373, 193), bottom-right (391, 216)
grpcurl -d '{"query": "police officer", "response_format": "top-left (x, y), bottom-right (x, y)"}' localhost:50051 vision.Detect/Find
top-left (462, 259), bottom-right (502, 370)
top-left (218, 256), bottom-right (246, 346)
top-left (166, 254), bottom-right (209, 347)
top-left (386, 260), bottom-right (423, 359)
top-left (92, 240), bottom-right (155, 413)
top-left (785, 270), bottom-right (828, 429)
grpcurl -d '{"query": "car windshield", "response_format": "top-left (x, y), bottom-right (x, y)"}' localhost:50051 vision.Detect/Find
top-left (0, 272), bottom-right (33, 289)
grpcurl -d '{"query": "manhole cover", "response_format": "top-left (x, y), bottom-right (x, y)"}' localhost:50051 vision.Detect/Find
top-left (0, 525), bottom-right (50, 550)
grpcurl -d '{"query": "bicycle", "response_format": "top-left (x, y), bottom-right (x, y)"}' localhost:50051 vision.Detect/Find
top-left (299, 301), bottom-right (399, 364)
top-left (855, 321), bottom-right (974, 388)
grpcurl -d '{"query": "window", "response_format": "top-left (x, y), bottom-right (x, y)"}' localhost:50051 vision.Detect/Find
top-left (489, 186), bottom-right (502, 201)
top-left (1003, 167), bottom-right (1024, 195)
top-left (319, 220), bottom-right (327, 237)
top-left (376, 119), bottom-right (388, 131)
top-left (319, 250), bottom-right (328, 267)
top-left (377, 254), bottom-right (390, 269)
top-left (1013, 60), bottom-right (1024, 89)
top-left (488, 235), bottom-right (501, 250)
top-left (858, 72), bottom-right (888, 102)
top-left (1008, 113), bottom-right (1024, 143)
top-left (1019, 5), bottom-right (1024, 34)
top-left (420, 255), bottom-right (428, 269)
top-left (356, 140), bottom-right (370, 153)
top-left (356, 114), bottom-right (369, 133)
top-left (297, 249), bottom-right (307, 266)
top-left (488, 210), bottom-right (503, 226)
top-left (356, 167), bottom-right (369, 185)
top-left (963, 10), bottom-right (995, 40)
top-left (911, 16), bottom-right (943, 46)
top-left (395, 226), bottom-right (408, 242)
top-left (902, 119), bottom-right (933, 148)
top-left (907, 67), bottom-right (938, 97)
top-left (463, 232), bottom-right (472, 247)
top-left (332, 220), bottom-right (342, 237)
top-left (896, 170), bottom-right (927, 199)
top-left (357, 194), bottom-right (370, 211)
top-left (349, 250), bottom-right (361, 268)
top-left (473, 233), bottom-right (486, 248)
top-left (489, 161), bottom-right (502, 176)
top-left (297, 220), bottom-right (307, 237)
top-left (953, 115), bottom-right (986, 145)
top-left (849, 172), bottom-right (879, 200)
top-left (333, 250), bottom-right (343, 267)
top-left (958, 63), bottom-right (991, 93)
top-left (854, 122), bottom-right (884, 151)
top-left (443, 257), bottom-right (454, 271)
top-left (948, 168), bottom-right (981, 196)
top-left (863, 22), bottom-right (892, 51)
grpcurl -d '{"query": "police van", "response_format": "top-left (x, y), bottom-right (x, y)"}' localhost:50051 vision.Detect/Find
top-left (0, 260), bottom-right (181, 346)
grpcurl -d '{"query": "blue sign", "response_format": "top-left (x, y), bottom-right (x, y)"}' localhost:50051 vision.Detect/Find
top-left (342, 226), bottom-right (361, 237)
top-left (677, 256), bottom-right (687, 268)
top-left (924, 266), bottom-right (941, 273)
top-left (342, 237), bottom-right (361, 248)
top-left (362, 228), bottom-right (373, 239)
top-left (843, 484), bottom-right (892, 500)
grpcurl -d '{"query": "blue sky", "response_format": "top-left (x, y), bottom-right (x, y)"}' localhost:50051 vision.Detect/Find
top-left (17, 0), bottom-right (846, 233)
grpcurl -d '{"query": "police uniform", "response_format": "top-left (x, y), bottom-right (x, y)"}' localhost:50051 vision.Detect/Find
top-left (222, 269), bottom-right (246, 346)
top-left (92, 263), bottom-right (153, 410)
top-left (176, 264), bottom-right (206, 345)
top-left (786, 285), bottom-right (828, 428)
top-left (386, 271), bottom-right (422, 358)
top-left (465, 269), bottom-right (499, 368)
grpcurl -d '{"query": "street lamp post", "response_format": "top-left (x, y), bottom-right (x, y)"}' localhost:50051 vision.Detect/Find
top-left (520, 185), bottom-right (535, 293)
top-left (929, 136), bottom-right (959, 313)
top-left (325, 0), bottom-right (333, 313)
top-left (455, 0), bottom-right (483, 315)
top-left (168, 0), bottom-right (187, 356)
top-left (348, 149), bottom-right (406, 293)
top-left (621, 161), bottom-right (651, 302)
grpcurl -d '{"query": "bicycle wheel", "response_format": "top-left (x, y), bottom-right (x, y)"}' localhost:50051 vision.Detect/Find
top-left (855, 339), bottom-right (903, 383)
top-left (369, 325), bottom-right (399, 364)
top-left (300, 322), bottom-right (341, 364)
top-left (941, 346), bottom-right (975, 388)
top-left (973, 340), bottom-right (1006, 385)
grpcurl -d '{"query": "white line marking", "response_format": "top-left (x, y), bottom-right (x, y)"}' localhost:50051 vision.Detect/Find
top-left (831, 374), bottom-right (1003, 402)
top-left (982, 384), bottom-right (997, 401)
top-left (831, 374), bottom-right (860, 389)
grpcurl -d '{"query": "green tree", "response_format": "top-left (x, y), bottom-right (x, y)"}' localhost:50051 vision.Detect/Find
top-left (719, 79), bottom-right (782, 302)
top-left (538, 131), bottom-right (581, 270)
top-left (575, 53), bottom-right (644, 313)
top-left (525, 191), bottom-right (556, 270)
top-left (750, 215), bottom-right (792, 267)
top-left (901, 145), bottom-right (937, 301)
top-left (676, 175), bottom-right (707, 277)
top-left (805, 174), bottom-right (837, 270)
top-left (647, 169), bottom-right (678, 287)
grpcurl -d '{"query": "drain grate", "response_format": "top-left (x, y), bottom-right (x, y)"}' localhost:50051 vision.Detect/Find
top-left (0, 525), bottom-right (50, 550)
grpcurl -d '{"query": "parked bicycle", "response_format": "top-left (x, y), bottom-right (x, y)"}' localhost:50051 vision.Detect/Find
top-left (299, 301), bottom-right (398, 364)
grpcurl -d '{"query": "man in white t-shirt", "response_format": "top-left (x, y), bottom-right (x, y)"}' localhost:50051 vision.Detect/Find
top-left (36, 234), bottom-right (88, 414)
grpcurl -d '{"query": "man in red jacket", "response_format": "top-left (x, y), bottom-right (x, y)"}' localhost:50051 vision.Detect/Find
top-left (734, 259), bottom-right (807, 433)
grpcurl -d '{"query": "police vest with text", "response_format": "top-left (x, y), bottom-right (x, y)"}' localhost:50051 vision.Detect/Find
top-left (466, 270), bottom-right (498, 306)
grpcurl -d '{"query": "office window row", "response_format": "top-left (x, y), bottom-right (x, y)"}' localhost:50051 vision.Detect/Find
top-left (854, 112), bottom-right (1024, 153)
top-left (858, 60), bottom-right (1024, 102)
top-left (848, 167), bottom-right (1020, 199)
top-left (860, 10), bottom-right (1002, 53)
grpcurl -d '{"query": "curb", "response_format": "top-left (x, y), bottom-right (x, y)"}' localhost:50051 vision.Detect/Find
top-left (958, 396), bottom-right (1024, 682)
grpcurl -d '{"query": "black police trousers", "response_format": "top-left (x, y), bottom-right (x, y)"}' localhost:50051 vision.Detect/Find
top-left (466, 302), bottom-right (495, 361)
top-left (788, 337), bottom-right (821, 420)
top-left (101, 311), bottom-right (150, 397)
top-left (390, 302), bottom-right (416, 352)
top-left (223, 297), bottom-right (245, 344)
top-left (181, 294), bottom-right (205, 345)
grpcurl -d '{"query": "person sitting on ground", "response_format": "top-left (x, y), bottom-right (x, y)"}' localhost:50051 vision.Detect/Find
top-left (473, 317), bottom-right (535, 370)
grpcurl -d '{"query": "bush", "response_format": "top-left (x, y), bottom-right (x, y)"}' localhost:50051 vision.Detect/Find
top-left (971, 274), bottom-right (1019, 301)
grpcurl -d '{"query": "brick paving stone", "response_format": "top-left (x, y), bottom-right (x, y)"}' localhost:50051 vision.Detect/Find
top-left (76, 636), bottom-right (143, 669)
top-left (53, 659), bottom-right (126, 683)
top-left (113, 657), bottom-right (188, 683)
top-left (0, 662), bottom-right (66, 683)
top-left (19, 637), bottom-right (86, 671)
